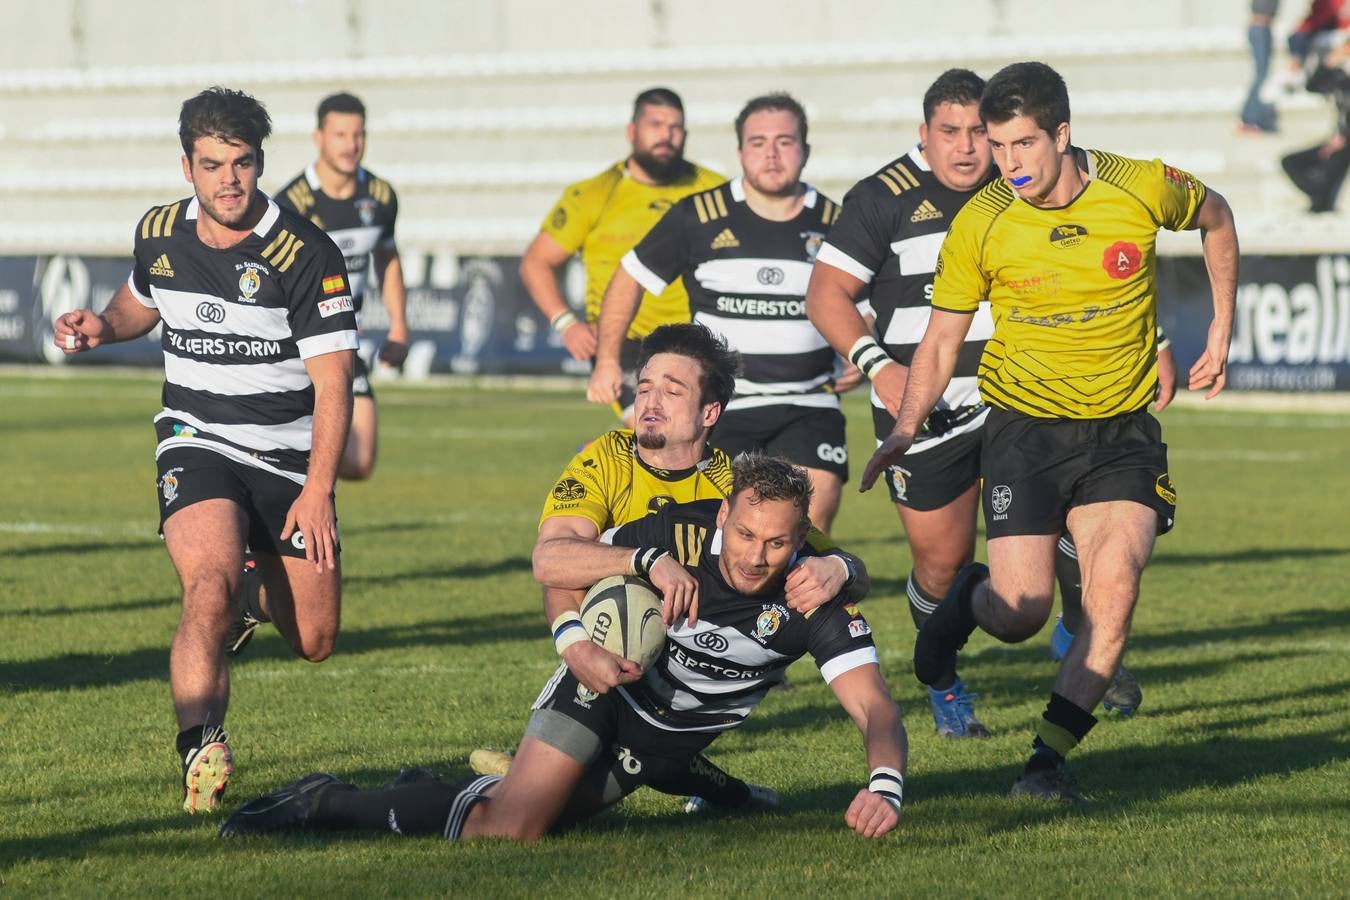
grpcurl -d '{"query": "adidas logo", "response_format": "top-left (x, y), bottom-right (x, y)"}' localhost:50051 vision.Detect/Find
top-left (148, 253), bottom-right (175, 277)
top-left (710, 228), bottom-right (739, 250)
top-left (910, 200), bottom-right (943, 223)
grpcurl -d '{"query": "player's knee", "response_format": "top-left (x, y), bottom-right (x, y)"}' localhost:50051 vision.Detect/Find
top-left (291, 628), bottom-right (338, 662)
top-left (991, 593), bottom-right (1052, 642)
top-left (179, 571), bottom-right (238, 619)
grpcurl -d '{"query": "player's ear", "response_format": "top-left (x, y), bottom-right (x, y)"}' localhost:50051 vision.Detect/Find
top-left (701, 401), bottom-right (721, 429)
top-left (918, 120), bottom-right (929, 149)
top-left (1054, 122), bottom-right (1071, 154)
top-left (716, 499), bottom-right (730, 529)
top-left (256, 148), bottom-right (265, 178)
top-left (181, 154), bottom-right (192, 183)
top-left (626, 120), bottom-right (637, 147)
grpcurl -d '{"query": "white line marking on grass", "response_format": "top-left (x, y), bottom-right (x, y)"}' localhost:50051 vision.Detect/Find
top-left (1170, 448), bottom-right (1343, 463)
top-left (1, 510), bottom-right (533, 540)
top-left (0, 520), bottom-right (157, 538)
top-left (235, 660), bottom-right (558, 682)
top-left (380, 425), bottom-right (548, 442)
top-left (1165, 412), bottom-right (1350, 430)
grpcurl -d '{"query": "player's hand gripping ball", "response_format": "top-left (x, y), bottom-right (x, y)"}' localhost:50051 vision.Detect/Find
top-left (580, 576), bottom-right (666, 670)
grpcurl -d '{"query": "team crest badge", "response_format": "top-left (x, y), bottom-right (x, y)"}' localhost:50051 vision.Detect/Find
top-left (801, 230), bottom-right (825, 261)
top-left (752, 605), bottom-right (788, 641)
top-left (889, 466), bottom-right (909, 501)
top-left (160, 468), bottom-right (183, 505)
top-left (356, 197), bottom-right (377, 227)
top-left (575, 684), bottom-right (599, 707)
top-left (238, 268), bottom-right (260, 299)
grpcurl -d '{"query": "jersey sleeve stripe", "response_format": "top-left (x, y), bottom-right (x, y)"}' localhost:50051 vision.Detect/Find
top-left (876, 171), bottom-right (903, 195)
top-left (295, 330), bottom-right (359, 360)
top-left (693, 194), bottom-right (710, 223)
top-left (621, 249), bottom-right (669, 297)
top-left (813, 242), bottom-right (875, 283)
top-left (712, 189), bottom-right (728, 218)
top-left (819, 646), bottom-right (879, 684)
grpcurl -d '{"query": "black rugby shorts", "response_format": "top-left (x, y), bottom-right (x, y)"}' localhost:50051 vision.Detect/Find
top-left (711, 404), bottom-right (849, 480)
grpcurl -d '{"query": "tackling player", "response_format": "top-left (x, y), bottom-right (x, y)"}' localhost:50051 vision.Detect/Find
top-left (222, 456), bottom-right (906, 842)
top-left (53, 87), bottom-right (357, 813)
top-left (862, 62), bottom-right (1237, 802)
top-left (590, 93), bottom-right (853, 532)
top-left (486, 323), bottom-right (862, 813)
top-left (520, 87), bottom-right (724, 423)
top-left (275, 92), bottom-right (407, 481)
top-left (807, 70), bottom-right (1169, 736)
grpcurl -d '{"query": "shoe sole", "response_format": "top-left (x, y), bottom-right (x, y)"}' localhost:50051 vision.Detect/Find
top-left (226, 621), bottom-right (260, 657)
top-left (469, 749), bottom-right (512, 777)
top-left (184, 742), bottom-right (232, 814)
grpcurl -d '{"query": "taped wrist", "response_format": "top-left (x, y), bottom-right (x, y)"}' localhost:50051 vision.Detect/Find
top-left (550, 309), bottom-right (580, 333)
top-left (628, 547), bottom-right (670, 580)
top-left (868, 766), bottom-right (903, 813)
top-left (849, 335), bottom-right (894, 380)
top-left (551, 610), bottom-right (588, 656)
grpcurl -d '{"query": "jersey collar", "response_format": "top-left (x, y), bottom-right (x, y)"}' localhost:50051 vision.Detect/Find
top-left (305, 163), bottom-right (368, 193)
top-left (909, 144), bottom-right (932, 172)
top-left (184, 193), bottom-right (280, 238)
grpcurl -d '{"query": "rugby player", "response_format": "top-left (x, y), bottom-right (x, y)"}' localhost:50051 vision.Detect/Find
top-left (53, 87), bottom-right (357, 813)
top-left (221, 456), bottom-right (906, 842)
top-left (806, 70), bottom-right (1168, 735)
top-left (861, 62), bottom-right (1237, 802)
top-left (275, 92), bottom-right (406, 481)
top-left (494, 322), bottom-right (862, 813)
top-left (521, 87), bottom-right (724, 423)
top-left (589, 93), bottom-right (852, 532)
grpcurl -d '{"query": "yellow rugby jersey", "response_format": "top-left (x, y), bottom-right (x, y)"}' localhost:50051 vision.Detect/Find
top-left (539, 428), bottom-right (838, 551)
top-left (932, 150), bottom-right (1206, 418)
top-left (541, 161), bottom-right (725, 340)
top-left (540, 429), bottom-right (734, 532)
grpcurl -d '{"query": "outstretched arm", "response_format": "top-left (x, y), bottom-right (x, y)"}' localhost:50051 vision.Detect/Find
top-left (587, 268), bottom-right (644, 405)
top-left (53, 284), bottom-right (161, 353)
top-left (520, 231), bottom-right (596, 361)
top-left (829, 664), bottom-right (907, 839)
top-left (1186, 187), bottom-right (1238, 399)
top-left (859, 309), bottom-right (973, 491)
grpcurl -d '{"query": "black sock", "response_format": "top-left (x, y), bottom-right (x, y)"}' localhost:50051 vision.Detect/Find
top-left (913, 563), bottom-right (985, 686)
top-left (1026, 691), bottom-right (1097, 774)
top-left (313, 781), bottom-right (462, 834)
top-left (648, 754), bottom-right (751, 806)
top-left (908, 572), bottom-right (957, 690)
top-left (1055, 535), bottom-right (1082, 634)
top-left (176, 725), bottom-right (206, 760)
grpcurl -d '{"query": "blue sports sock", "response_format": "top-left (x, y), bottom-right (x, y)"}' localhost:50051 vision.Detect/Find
top-left (1050, 616), bottom-right (1074, 660)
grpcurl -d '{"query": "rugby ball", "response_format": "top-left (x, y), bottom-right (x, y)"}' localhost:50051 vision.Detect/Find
top-left (579, 576), bottom-right (665, 670)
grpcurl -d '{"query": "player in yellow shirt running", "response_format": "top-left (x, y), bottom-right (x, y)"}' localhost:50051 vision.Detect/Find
top-left (520, 88), bottom-right (724, 422)
top-left (862, 62), bottom-right (1237, 803)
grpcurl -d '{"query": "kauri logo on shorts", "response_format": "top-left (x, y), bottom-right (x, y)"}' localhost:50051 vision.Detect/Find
top-left (990, 484), bottom-right (1013, 517)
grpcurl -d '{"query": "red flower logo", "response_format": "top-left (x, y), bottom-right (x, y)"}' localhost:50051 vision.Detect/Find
top-left (1103, 241), bottom-right (1141, 279)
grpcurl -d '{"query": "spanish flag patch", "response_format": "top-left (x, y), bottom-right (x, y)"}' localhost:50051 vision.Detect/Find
top-left (322, 274), bottom-right (346, 295)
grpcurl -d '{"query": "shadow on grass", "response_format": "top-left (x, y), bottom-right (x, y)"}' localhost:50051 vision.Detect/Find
top-left (0, 595), bottom-right (177, 619)
top-left (0, 609), bottom-right (545, 695)
top-left (1151, 545), bottom-right (1350, 567)
top-left (2, 539), bottom-right (161, 560)
top-left (343, 556), bottom-right (534, 587)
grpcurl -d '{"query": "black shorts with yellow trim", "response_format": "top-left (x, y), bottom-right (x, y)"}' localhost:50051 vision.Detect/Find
top-left (980, 406), bottom-right (1175, 539)
top-left (711, 403), bottom-right (849, 480)
top-left (155, 445), bottom-right (340, 560)
top-left (526, 664), bottom-right (716, 804)
top-left (871, 404), bottom-right (985, 510)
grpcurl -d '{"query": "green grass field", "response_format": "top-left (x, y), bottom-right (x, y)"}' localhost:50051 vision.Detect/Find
top-left (2, 370), bottom-right (1347, 897)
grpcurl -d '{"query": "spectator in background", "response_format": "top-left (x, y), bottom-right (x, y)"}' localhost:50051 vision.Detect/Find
top-left (1283, 27), bottom-right (1350, 211)
top-left (1240, 1), bottom-right (1280, 133)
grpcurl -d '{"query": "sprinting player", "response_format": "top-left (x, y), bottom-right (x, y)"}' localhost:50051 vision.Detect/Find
top-left (589, 93), bottom-right (850, 531)
top-left (861, 62), bottom-right (1237, 802)
top-left (275, 92), bottom-right (406, 481)
top-left (53, 87), bottom-right (357, 813)
top-left (521, 87), bottom-right (724, 423)
top-left (806, 69), bottom-right (1164, 734)
top-left (221, 456), bottom-right (906, 842)
top-left (500, 323), bottom-right (863, 814)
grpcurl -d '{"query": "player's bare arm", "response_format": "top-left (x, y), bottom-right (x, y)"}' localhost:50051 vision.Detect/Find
top-left (1186, 187), bottom-right (1239, 399)
top-left (535, 515), bottom-right (701, 624)
top-left (805, 263), bottom-right (901, 408)
top-left (284, 349), bottom-right (354, 571)
top-left (784, 552), bottom-right (868, 613)
top-left (53, 284), bottom-right (161, 353)
top-left (520, 231), bottom-right (596, 361)
top-left (829, 664), bottom-right (906, 838)
top-left (587, 267), bottom-right (644, 404)
top-left (1155, 344), bottom-right (1178, 412)
top-left (374, 246), bottom-right (409, 366)
top-left (860, 308), bottom-right (973, 491)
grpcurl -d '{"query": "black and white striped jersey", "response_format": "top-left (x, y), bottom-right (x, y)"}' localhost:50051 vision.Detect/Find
top-left (128, 195), bottom-right (358, 483)
top-left (622, 177), bottom-right (842, 412)
top-left (602, 499), bottom-right (878, 733)
top-left (274, 165), bottom-right (398, 314)
top-left (815, 146), bottom-right (996, 448)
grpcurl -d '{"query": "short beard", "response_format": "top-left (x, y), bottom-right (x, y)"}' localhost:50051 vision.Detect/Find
top-left (632, 148), bottom-right (687, 183)
top-left (635, 432), bottom-right (667, 450)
